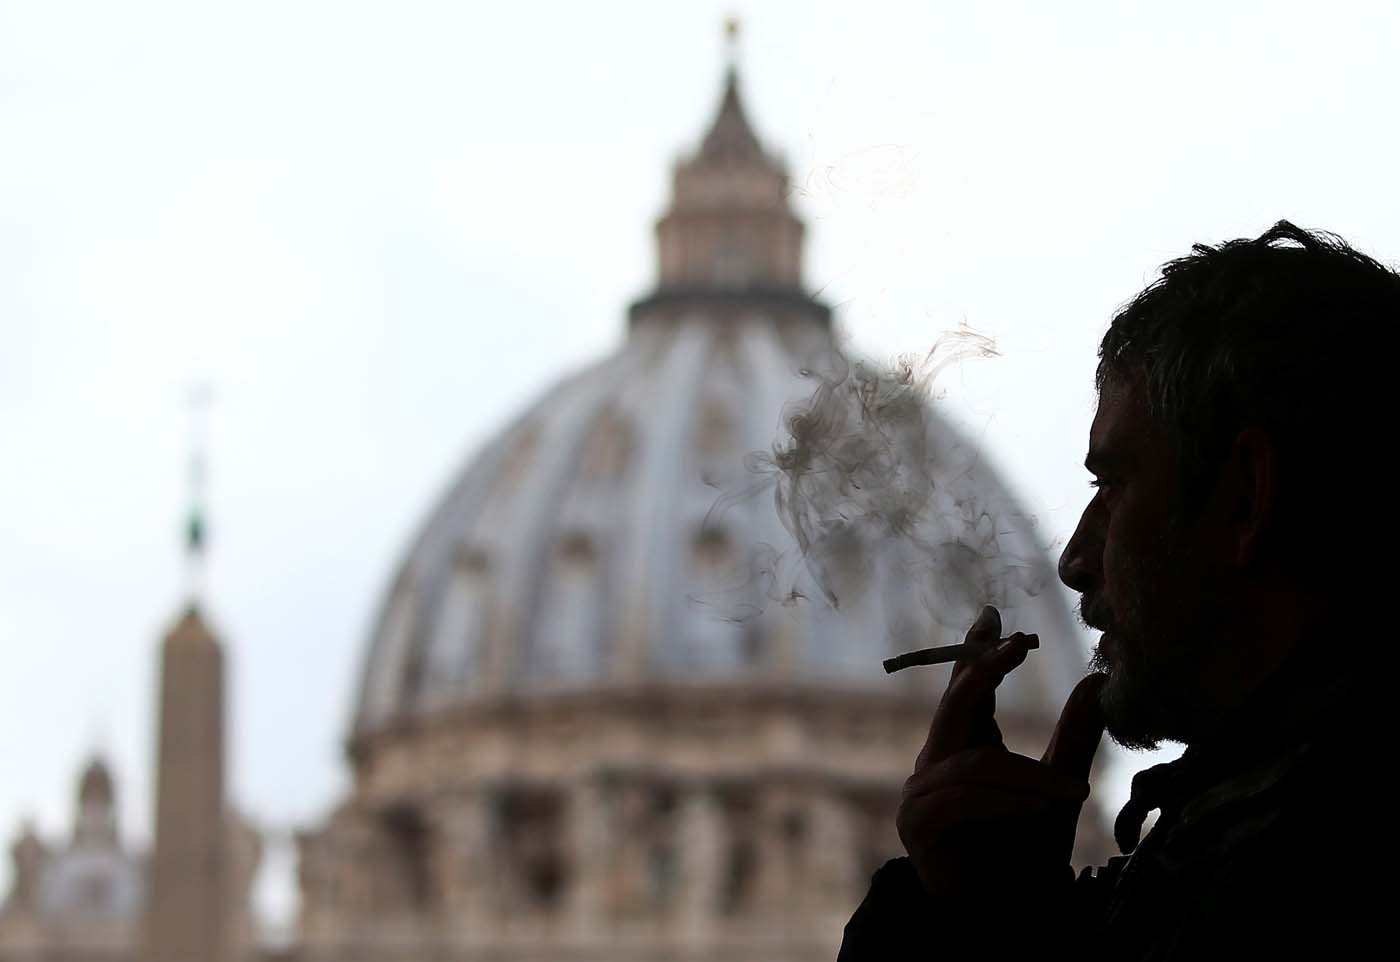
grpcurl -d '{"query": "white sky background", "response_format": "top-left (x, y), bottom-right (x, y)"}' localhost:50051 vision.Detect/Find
top-left (2, 0), bottom-right (1397, 923)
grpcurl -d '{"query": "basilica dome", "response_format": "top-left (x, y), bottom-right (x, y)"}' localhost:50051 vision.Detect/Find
top-left (350, 72), bottom-right (1085, 739)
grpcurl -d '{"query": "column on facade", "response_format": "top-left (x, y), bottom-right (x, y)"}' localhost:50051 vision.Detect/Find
top-left (341, 817), bottom-right (376, 925)
top-left (299, 814), bottom-right (372, 942)
top-left (611, 781), bottom-right (652, 919)
top-left (677, 781), bottom-right (725, 945)
top-left (567, 775), bottom-right (613, 938)
top-left (430, 789), bottom-right (494, 937)
top-left (804, 787), bottom-right (858, 917)
top-left (753, 781), bottom-right (803, 935)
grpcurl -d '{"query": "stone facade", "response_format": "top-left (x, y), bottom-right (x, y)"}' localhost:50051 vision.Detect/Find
top-left (296, 691), bottom-right (924, 959)
top-left (292, 695), bottom-right (1108, 961)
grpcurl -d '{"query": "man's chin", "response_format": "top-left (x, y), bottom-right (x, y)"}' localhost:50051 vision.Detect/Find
top-left (1103, 713), bottom-right (1166, 752)
top-left (1093, 654), bottom-right (1169, 752)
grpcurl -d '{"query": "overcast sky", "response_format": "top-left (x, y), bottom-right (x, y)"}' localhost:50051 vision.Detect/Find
top-left (3, 0), bottom-right (1397, 920)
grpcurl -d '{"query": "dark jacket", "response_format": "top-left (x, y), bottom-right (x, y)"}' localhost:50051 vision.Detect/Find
top-left (837, 668), bottom-right (1382, 960)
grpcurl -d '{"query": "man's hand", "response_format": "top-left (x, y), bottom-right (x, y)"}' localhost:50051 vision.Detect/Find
top-left (896, 606), bottom-right (1107, 899)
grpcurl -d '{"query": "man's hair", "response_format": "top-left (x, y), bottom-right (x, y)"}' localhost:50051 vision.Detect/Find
top-left (1098, 221), bottom-right (1399, 566)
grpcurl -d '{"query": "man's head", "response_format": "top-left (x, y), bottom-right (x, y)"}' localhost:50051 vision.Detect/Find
top-left (1058, 221), bottom-right (1400, 750)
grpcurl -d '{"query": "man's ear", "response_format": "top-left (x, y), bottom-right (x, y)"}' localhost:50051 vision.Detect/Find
top-left (1221, 426), bottom-right (1277, 567)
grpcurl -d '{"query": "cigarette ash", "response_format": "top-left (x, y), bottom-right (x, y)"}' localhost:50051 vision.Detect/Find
top-left (693, 326), bottom-right (1049, 645)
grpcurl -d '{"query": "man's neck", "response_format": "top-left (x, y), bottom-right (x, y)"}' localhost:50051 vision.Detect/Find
top-left (1186, 592), bottom-right (1322, 745)
top-left (1185, 641), bottom-right (1347, 764)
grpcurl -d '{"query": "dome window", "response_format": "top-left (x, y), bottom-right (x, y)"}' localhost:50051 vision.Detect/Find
top-left (698, 404), bottom-right (733, 454)
top-left (528, 533), bottom-right (601, 682)
top-left (558, 532), bottom-right (595, 564)
top-left (681, 527), bottom-right (758, 674)
top-left (490, 424), bottom-right (542, 499)
top-left (580, 411), bottom-right (633, 482)
top-left (420, 549), bottom-right (492, 698)
top-left (694, 526), bottom-right (730, 569)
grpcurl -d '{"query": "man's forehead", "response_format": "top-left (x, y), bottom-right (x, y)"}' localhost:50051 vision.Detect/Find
top-left (1088, 377), bottom-right (1149, 465)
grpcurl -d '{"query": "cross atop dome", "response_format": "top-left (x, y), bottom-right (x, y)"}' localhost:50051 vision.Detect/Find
top-left (701, 19), bottom-right (763, 162)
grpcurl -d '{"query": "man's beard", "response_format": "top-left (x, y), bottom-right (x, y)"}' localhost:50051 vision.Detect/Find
top-left (1080, 541), bottom-right (1217, 751)
top-left (1086, 633), bottom-right (1185, 751)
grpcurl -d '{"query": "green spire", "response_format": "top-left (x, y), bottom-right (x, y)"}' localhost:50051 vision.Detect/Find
top-left (187, 442), bottom-right (206, 555)
top-left (184, 384), bottom-right (213, 601)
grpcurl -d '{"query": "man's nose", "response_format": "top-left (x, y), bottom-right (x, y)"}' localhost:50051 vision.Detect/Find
top-left (1058, 505), bottom-right (1100, 593)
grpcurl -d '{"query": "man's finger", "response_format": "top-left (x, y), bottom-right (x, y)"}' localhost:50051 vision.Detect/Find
top-left (903, 747), bottom-right (1091, 803)
top-left (949, 605), bottom-right (1002, 685)
top-left (1041, 672), bottom-right (1108, 780)
top-left (952, 606), bottom-right (1005, 751)
top-left (916, 606), bottom-right (1004, 769)
top-left (919, 628), bottom-right (1038, 766)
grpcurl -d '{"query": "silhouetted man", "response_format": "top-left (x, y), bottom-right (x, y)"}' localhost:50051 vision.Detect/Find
top-left (838, 222), bottom-right (1393, 960)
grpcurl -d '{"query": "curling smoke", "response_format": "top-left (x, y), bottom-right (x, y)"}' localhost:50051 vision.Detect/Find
top-left (702, 326), bottom-right (1050, 643)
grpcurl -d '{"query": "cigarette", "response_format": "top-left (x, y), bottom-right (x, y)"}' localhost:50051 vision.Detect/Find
top-left (883, 644), bottom-right (972, 673)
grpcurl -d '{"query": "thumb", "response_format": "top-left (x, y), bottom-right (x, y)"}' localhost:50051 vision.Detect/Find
top-left (964, 604), bottom-right (1003, 658)
top-left (1041, 672), bottom-right (1108, 780)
